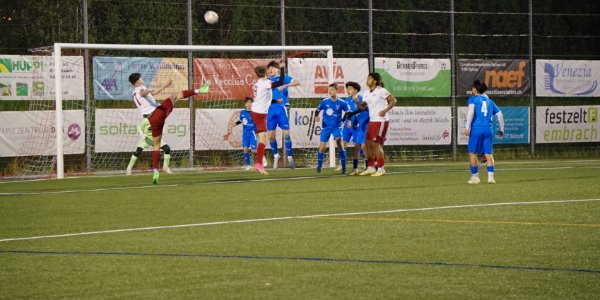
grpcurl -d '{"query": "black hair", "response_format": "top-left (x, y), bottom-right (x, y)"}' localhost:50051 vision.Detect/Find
top-left (329, 83), bottom-right (338, 89)
top-left (128, 73), bottom-right (141, 85)
top-left (472, 80), bottom-right (488, 94)
top-left (244, 97), bottom-right (254, 102)
top-left (368, 72), bottom-right (384, 87)
top-left (345, 81), bottom-right (361, 92)
top-left (267, 61), bottom-right (280, 69)
top-left (255, 66), bottom-right (267, 77)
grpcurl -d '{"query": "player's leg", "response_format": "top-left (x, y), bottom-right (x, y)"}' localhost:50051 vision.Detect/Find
top-left (334, 128), bottom-right (346, 174)
top-left (360, 122), bottom-right (379, 175)
top-left (243, 147), bottom-right (251, 170)
top-left (372, 121), bottom-right (389, 176)
top-left (482, 130), bottom-right (496, 184)
top-left (281, 106), bottom-right (294, 169)
top-left (467, 130), bottom-right (482, 184)
top-left (267, 106), bottom-right (280, 169)
top-left (176, 81), bottom-right (211, 100)
top-left (151, 135), bottom-right (162, 184)
top-left (251, 112), bottom-right (268, 175)
top-left (161, 143), bottom-right (172, 173)
top-left (317, 127), bottom-right (331, 174)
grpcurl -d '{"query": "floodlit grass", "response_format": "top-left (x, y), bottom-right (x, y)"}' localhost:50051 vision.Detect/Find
top-left (1, 159), bottom-right (599, 299)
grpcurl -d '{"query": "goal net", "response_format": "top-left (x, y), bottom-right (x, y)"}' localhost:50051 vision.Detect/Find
top-left (9, 44), bottom-right (337, 178)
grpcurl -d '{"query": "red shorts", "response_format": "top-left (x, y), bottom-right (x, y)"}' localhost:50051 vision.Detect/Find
top-left (366, 121), bottom-right (389, 145)
top-left (148, 98), bottom-right (174, 137)
top-left (251, 111), bottom-right (267, 133)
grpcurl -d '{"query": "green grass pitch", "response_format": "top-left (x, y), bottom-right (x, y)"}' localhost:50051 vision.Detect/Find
top-left (1, 159), bottom-right (599, 299)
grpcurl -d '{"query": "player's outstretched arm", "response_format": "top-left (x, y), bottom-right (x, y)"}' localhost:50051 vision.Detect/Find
top-left (270, 67), bottom-right (286, 89)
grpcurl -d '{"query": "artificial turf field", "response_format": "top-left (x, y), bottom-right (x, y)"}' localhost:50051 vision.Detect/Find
top-left (1, 159), bottom-right (599, 299)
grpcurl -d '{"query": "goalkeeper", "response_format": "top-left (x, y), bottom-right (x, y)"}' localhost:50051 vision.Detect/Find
top-left (125, 118), bottom-right (172, 175)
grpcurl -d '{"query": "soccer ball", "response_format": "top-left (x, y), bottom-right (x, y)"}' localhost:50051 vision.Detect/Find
top-left (204, 11), bottom-right (219, 24)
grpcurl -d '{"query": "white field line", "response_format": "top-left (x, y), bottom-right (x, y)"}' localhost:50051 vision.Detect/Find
top-left (0, 198), bottom-right (598, 243)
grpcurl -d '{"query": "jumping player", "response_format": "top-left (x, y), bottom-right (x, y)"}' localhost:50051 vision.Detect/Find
top-left (226, 97), bottom-right (267, 170)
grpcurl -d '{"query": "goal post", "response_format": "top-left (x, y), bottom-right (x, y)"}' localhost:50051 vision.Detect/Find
top-left (51, 43), bottom-right (335, 179)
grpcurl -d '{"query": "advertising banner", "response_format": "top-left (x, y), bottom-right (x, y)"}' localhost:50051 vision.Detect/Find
top-left (0, 110), bottom-right (84, 157)
top-left (457, 59), bottom-right (531, 97)
top-left (458, 106), bottom-right (530, 145)
top-left (374, 58), bottom-right (451, 97)
top-left (536, 106), bottom-right (599, 143)
top-left (193, 58), bottom-right (270, 100)
top-left (536, 60), bottom-right (600, 97)
top-left (0, 55), bottom-right (84, 100)
top-left (287, 58), bottom-right (369, 98)
top-left (386, 107), bottom-right (452, 145)
top-left (93, 57), bottom-right (188, 100)
top-left (94, 108), bottom-right (190, 152)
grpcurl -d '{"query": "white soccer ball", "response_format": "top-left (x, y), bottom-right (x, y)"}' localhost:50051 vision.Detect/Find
top-left (204, 11), bottom-right (219, 24)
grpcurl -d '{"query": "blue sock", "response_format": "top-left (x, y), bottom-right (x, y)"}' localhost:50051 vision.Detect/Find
top-left (284, 134), bottom-right (293, 157)
top-left (243, 152), bottom-right (250, 166)
top-left (470, 165), bottom-right (478, 175)
top-left (339, 150), bottom-right (347, 172)
top-left (353, 159), bottom-right (358, 170)
top-left (270, 140), bottom-right (278, 156)
top-left (487, 166), bottom-right (494, 173)
top-left (317, 151), bottom-right (324, 169)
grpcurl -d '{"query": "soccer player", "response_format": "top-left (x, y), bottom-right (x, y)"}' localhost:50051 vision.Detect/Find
top-left (227, 97), bottom-right (267, 170)
top-left (251, 63), bottom-right (286, 175)
top-left (267, 61), bottom-right (300, 169)
top-left (129, 73), bottom-right (209, 184)
top-left (342, 81), bottom-right (369, 176)
top-left (358, 72), bottom-right (397, 177)
top-left (125, 118), bottom-right (172, 175)
top-left (314, 83), bottom-right (349, 174)
top-left (464, 80), bottom-right (504, 184)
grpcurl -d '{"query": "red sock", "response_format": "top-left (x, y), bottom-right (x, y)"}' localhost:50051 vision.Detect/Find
top-left (377, 157), bottom-right (385, 168)
top-left (256, 143), bottom-right (265, 164)
top-left (182, 89), bottom-right (196, 98)
top-left (367, 158), bottom-right (375, 167)
top-left (152, 150), bottom-right (160, 170)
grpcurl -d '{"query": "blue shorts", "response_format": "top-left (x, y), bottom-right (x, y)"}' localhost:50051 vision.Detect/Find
top-left (242, 131), bottom-right (258, 151)
top-left (267, 104), bottom-right (290, 131)
top-left (342, 124), bottom-right (367, 145)
top-left (468, 127), bottom-right (493, 154)
top-left (320, 126), bottom-right (343, 143)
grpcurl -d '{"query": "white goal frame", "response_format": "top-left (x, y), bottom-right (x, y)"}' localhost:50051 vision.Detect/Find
top-left (53, 43), bottom-right (334, 179)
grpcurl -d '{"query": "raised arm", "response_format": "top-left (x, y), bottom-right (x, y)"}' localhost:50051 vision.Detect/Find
top-left (270, 67), bottom-right (286, 89)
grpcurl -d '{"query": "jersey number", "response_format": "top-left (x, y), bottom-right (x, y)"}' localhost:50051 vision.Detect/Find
top-left (481, 101), bottom-right (488, 117)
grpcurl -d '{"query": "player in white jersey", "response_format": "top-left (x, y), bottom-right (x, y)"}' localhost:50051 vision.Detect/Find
top-left (251, 63), bottom-right (286, 175)
top-left (359, 72), bottom-right (397, 176)
top-left (129, 73), bottom-right (209, 184)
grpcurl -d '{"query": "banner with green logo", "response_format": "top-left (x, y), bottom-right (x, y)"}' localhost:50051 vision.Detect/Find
top-left (536, 106), bottom-right (599, 143)
top-left (374, 58), bottom-right (451, 97)
top-left (0, 55), bottom-right (84, 100)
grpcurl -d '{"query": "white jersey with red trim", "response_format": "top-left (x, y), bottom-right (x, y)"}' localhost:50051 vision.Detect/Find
top-left (252, 78), bottom-right (272, 114)
top-left (363, 86), bottom-right (391, 122)
top-left (132, 85), bottom-right (159, 117)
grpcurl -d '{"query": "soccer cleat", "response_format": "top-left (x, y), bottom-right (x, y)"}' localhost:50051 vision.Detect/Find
top-left (348, 170), bottom-right (358, 176)
top-left (359, 167), bottom-right (376, 176)
top-left (262, 156), bottom-right (268, 167)
top-left (163, 167), bottom-right (173, 174)
top-left (272, 153), bottom-right (280, 169)
top-left (488, 176), bottom-right (496, 184)
top-left (125, 169), bottom-right (132, 176)
top-left (468, 175), bottom-right (481, 185)
top-left (152, 170), bottom-right (159, 184)
top-left (253, 163), bottom-right (269, 175)
top-left (288, 158), bottom-right (296, 170)
top-left (244, 165), bottom-right (251, 171)
top-left (199, 81), bottom-right (211, 94)
top-left (371, 169), bottom-right (385, 177)
top-left (317, 167), bottom-right (322, 174)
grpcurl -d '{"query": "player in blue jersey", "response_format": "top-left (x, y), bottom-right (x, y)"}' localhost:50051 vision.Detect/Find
top-left (342, 81), bottom-right (369, 176)
top-left (464, 80), bottom-right (505, 184)
top-left (228, 97), bottom-right (267, 170)
top-left (267, 61), bottom-right (300, 169)
top-left (314, 83), bottom-right (349, 174)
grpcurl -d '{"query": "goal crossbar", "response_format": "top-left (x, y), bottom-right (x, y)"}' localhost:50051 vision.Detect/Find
top-left (53, 43), bottom-right (334, 178)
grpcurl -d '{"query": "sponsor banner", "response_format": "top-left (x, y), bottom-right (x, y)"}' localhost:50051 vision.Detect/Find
top-left (457, 59), bottom-right (531, 97)
top-left (536, 60), bottom-right (600, 97)
top-left (0, 110), bottom-right (84, 157)
top-left (195, 109), bottom-right (282, 150)
top-left (386, 107), bottom-right (451, 145)
top-left (193, 58), bottom-right (270, 100)
top-left (289, 108), bottom-right (324, 148)
top-left (288, 58), bottom-right (369, 98)
top-left (93, 57), bottom-right (188, 100)
top-left (374, 58), bottom-right (451, 97)
top-left (95, 109), bottom-right (190, 152)
top-left (0, 55), bottom-right (84, 100)
top-left (458, 106), bottom-right (529, 145)
top-left (536, 106), bottom-right (599, 143)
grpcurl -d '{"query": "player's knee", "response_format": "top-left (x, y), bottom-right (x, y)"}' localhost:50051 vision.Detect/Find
top-left (133, 147), bottom-right (143, 157)
top-left (161, 144), bottom-right (171, 154)
top-left (335, 139), bottom-right (343, 149)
